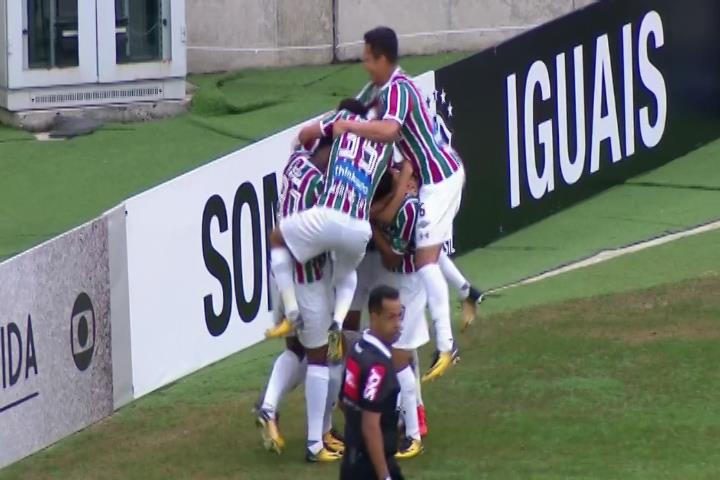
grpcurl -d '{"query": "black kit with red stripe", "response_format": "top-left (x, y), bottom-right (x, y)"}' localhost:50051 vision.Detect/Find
top-left (340, 330), bottom-right (401, 459)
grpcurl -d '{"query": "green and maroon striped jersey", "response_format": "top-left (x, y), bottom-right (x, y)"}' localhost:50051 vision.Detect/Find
top-left (317, 110), bottom-right (393, 220)
top-left (388, 194), bottom-right (420, 274)
top-left (360, 69), bottom-right (462, 186)
top-left (356, 81), bottom-right (378, 108)
top-left (278, 150), bottom-right (327, 284)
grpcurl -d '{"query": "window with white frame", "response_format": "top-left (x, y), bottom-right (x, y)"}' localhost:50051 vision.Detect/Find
top-left (26, 0), bottom-right (79, 69)
top-left (115, 0), bottom-right (171, 64)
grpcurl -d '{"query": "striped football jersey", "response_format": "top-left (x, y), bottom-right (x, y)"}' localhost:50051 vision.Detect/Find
top-left (317, 110), bottom-right (393, 220)
top-left (278, 150), bottom-right (326, 284)
top-left (359, 69), bottom-right (462, 186)
top-left (388, 194), bottom-right (420, 274)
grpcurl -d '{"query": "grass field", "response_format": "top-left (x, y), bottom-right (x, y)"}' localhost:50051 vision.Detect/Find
top-left (2, 227), bottom-right (719, 480)
top-left (0, 52), bottom-right (468, 261)
top-left (2, 53), bottom-right (720, 479)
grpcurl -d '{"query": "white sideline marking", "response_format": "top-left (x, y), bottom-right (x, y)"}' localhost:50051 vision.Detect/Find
top-left (489, 219), bottom-right (720, 293)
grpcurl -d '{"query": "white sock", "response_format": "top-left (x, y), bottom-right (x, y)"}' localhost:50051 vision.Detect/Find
top-left (418, 264), bottom-right (454, 352)
top-left (306, 364), bottom-right (329, 453)
top-left (261, 350), bottom-right (303, 416)
top-left (291, 355), bottom-right (308, 390)
top-left (412, 350), bottom-right (424, 406)
top-left (333, 269), bottom-right (358, 329)
top-left (397, 366), bottom-right (421, 440)
top-left (271, 247), bottom-right (299, 321)
top-left (439, 251), bottom-right (470, 300)
top-left (324, 363), bottom-right (343, 434)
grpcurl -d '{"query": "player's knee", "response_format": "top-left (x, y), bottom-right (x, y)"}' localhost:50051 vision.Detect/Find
top-left (269, 228), bottom-right (284, 248)
top-left (415, 245), bottom-right (441, 267)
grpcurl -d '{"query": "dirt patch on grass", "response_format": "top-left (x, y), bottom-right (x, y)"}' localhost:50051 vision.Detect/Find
top-left (572, 321), bottom-right (720, 344)
top-left (487, 275), bottom-right (720, 345)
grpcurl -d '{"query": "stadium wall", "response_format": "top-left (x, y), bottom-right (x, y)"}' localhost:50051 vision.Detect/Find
top-left (186, 0), bottom-right (597, 73)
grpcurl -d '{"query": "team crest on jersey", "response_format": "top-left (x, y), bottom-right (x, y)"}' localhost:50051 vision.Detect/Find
top-left (427, 88), bottom-right (455, 148)
top-left (290, 163), bottom-right (304, 178)
top-left (363, 364), bottom-right (386, 402)
top-left (344, 357), bottom-right (361, 401)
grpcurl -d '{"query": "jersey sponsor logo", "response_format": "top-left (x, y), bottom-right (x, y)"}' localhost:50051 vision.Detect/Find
top-left (363, 364), bottom-right (386, 402)
top-left (333, 160), bottom-right (371, 197)
top-left (343, 357), bottom-right (361, 401)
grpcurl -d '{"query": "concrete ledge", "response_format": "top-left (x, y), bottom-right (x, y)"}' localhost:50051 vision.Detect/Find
top-left (0, 99), bottom-right (190, 132)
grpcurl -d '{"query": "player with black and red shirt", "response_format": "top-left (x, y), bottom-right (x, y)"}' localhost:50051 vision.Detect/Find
top-left (340, 285), bottom-right (405, 480)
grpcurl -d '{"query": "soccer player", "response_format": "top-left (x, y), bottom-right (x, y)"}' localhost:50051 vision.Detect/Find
top-left (371, 169), bottom-right (426, 459)
top-left (258, 137), bottom-right (346, 461)
top-left (255, 336), bottom-right (306, 454)
top-left (439, 247), bottom-right (484, 331)
top-left (269, 98), bottom-right (393, 460)
top-left (270, 98), bottom-right (393, 356)
top-left (333, 27), bottom-right (466, 382)
top-left (340, 285), bottom-right (405, 480)
top-left (374, 157), bottom-right (484, 331)
top-left (342, 167), bottom-right (395, 333)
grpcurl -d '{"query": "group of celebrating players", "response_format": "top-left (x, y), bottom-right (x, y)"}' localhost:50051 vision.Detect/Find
top-left (253, 26), bottom-right (483, 480)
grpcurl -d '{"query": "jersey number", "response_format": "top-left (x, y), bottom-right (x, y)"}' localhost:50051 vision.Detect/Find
top-left (339, 133), bottom-right (383, 176)
top-left (280, 177), bottom-right (302, 211)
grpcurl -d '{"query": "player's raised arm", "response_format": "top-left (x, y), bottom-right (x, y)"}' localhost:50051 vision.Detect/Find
top-left (374, 159), bottom-right (413, 226)
top-left (297, 107), bottom-right (348, 146)
top-left (371, 224), bottom-right (403, 270)
top-left (335, 117), bottom-right (400, 142)
top-left (297, 121), bottom-right (324, 146)
top-left (335, 82), bottom-right (406, 141)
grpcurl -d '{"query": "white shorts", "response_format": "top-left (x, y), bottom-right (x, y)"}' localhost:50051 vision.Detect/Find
top-left (416, 165), bottom-right (465, 248)
top-left (280, 207), bottom-right (371, 277)
top-left (350, 250), bottom-right (383, 312)
top-left (296, 274), bottom-right (334, 349)
top-left (380, 270), bottom-right (430, 351)
top-left (271, 265), bottom-right (334, 349)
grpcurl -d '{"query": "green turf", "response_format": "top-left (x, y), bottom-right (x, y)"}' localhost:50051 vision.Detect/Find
top-left (476, 227), bottom-right (720, 316)
top-left (0, 118), bottom-right (245, 259)
top-left (2, 53), bottom-right (720, 477)
top-left (2, 226), bottom-right (719, 480)
top-left (0, 52), bottom-right (470, 261)
top-left (458, 137), bottom-right (720, 291)
top-left (186, 52), bottom-right (470, 142)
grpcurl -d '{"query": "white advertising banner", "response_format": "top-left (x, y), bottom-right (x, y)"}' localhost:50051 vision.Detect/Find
top-left (0, 218), bottom-right (112, 468)
top-left (124, 129), bottom-right (292, 398)
top-left (123, 71), bottom-right (437, 399)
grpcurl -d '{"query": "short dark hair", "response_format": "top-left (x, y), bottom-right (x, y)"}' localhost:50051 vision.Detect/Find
top-left (368, 285), bottom-right (400, 314)
top-left (364, 27), bottom-right (398, 63)
top-left (337, 98), bottom-right (369, 116)
top-left (316, 135), bottom-right (334, 150)
top-left (374, 169), bottom-right (393, 200)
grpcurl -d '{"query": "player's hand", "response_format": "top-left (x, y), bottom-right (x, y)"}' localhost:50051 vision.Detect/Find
top-left (327, 323), bottom-right (343, 363)
top-left (399, 158), bottom-right (414, 179)
top-left (406, 177), bottom-right (418, 195)
top-left (290, 135), bottom-right (301, 152)
top-left (332, 120), bottom-right (350, 138)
